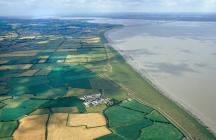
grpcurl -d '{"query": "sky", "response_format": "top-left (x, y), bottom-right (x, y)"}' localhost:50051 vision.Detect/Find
top-left (0, 0), bottom-right (216, 17)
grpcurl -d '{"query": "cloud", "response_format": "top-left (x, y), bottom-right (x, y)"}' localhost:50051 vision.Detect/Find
top-left (0, 0), bottom-right (216, 17)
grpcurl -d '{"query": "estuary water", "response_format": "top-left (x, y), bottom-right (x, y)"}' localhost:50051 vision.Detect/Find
top-left (89, 18), bottom-right (216, 134)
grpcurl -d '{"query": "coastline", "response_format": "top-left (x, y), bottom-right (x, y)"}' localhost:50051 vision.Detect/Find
top-left (103, 27), bottom-right (216, 138)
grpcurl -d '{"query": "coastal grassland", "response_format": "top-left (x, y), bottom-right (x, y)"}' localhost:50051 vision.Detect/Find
top-left (119, 100), bottom-right (153, 114)
top-left (90, 78), bottom-right (119, 90)
top-left (146, 110), bottom-right (169, 123)
top-left (85, 64), bottom-right (110, 74)
top-left (65, 88), bottom-right (100, 97)
top-left (104, 45), bottom-right (216, 139)
top-left (103, 88), bottom-right (129, 101)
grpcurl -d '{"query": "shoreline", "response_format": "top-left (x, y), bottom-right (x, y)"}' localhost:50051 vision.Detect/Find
top-left (104, 27), bottom-right (216, 137)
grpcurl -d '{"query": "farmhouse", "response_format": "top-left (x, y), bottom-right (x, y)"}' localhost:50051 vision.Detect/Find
top-left (80, 94), bottom-right (113, 107)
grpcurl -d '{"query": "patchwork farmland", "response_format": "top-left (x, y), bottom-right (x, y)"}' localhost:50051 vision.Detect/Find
top-left (0, 18), bottom-right (213, 140)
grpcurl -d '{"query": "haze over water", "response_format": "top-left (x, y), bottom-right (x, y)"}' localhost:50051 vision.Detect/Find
top-left (90, 18), bottom-right (216, 133)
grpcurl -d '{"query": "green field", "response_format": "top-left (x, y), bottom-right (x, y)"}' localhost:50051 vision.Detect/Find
top-left (96, 134), bottom-right (126, 140)
top-left (0, 98), bottom-right (47, 121)
top-left (40, 96), bottom-right (86, 113)
top-left (86, 104), bottom-right (107, 113)
top-left (113, 119), bottom-right (153, 140)
top-left (0, 121), bottom-right (18, 138)
top-left (97, 100), bottom-right (184, 140)
top-left (146, 110), bottom-right (169, 123)
top-left (138, 122), bottom-right (183, 140)
top-left (104, 105), bottom-right (145, 127)
top-left (119, 100), bottom-right (153, 114)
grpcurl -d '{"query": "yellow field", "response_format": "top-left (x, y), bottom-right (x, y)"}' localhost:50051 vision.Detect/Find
top-left (0, 49), bottom-right (56, 57)
top-left (48, 113), bottom-right (111, 140)
top-left (68, 113), bottom-right (107, 127)
top-left (0, 64), bottom-right (32, 70)
top-left (38, 59), bottom-right (47, 63)
top-left (0, 95), bottom-right (11, 101)
top-left (13, 115), bottom-right (48, 140)
top-left (35, 69), bottom-right (51, 76)
top-left (3, 100), bottom-right (23, 108)
top-left (18, 69), bottom-right (39, 77)
top-left (57, 60), bottom-right (65, 63)
top-left (64, 53), bottom-right (105, 64)
top-left (0, 60), bottom-right (9, 64)
top-left (86, 104), bottom-right (107, 113)
top-left (30, 109), bottom-right (50, 115)
top-left (20, 36), bottom-right (36, 40)
top-left (56, 48), bottom-right (76, 52)
top-left (36, 40), bottom-right (49, 44)
top-left (84, 37), bottom-right (100, 44)
top-left (0, 52), bottom-right (36, 57)
top-left (51, 107), bottom-right (79, 113)
top-left (38, 55), bottom-right (49, 63)
top-left (65, 55), bottom-right (88, 63)
top-left (39, 56), bottom-right (50, 59)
